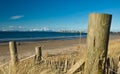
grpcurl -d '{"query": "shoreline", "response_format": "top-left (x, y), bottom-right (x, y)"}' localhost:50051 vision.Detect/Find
top-left (0, 36), bottom-right (84, 43)
top-left (0, 35), bottom-right (119, 64)
top-left (0, 34), bottom-right (119, 43)
top-left (0, 38), bottom-right (85, 64)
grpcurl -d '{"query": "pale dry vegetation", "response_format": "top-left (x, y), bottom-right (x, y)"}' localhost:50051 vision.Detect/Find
top-left (0, 39), bottom-right (120, 74)
top-left (0, 44), bottom-right (85, 74)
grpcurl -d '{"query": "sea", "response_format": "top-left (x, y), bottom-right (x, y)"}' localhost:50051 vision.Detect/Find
top-left (0, 31), bottom-right (87, 42)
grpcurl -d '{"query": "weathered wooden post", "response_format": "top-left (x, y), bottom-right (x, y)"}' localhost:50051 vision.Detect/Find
top-left (34, 46), bottom-right (42, 64)
top-left (9, 41), bottom-right (18, 65)
top-left (9, 41), bottom-right (18, 74)
top-left (84, 13), bottom-right (112, 74)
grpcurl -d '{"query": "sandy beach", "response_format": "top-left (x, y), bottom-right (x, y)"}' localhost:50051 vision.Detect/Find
top-left (0, 35), bottom-right (119, 64)
top-left (0, 38), bottom-right (85, 63)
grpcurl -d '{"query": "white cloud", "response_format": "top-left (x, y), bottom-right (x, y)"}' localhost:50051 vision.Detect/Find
top-left (10, 15), bottom-right (24, 20)
top-left (18, 26), bottom-right (23, 29)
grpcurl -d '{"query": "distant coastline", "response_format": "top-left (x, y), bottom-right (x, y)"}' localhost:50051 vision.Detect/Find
top-left (0, 31), bottom-right (119, 43)
top-left (0, 31), bottom-right (87, 42)
top-left (0, 30), bottom-right (86, 33)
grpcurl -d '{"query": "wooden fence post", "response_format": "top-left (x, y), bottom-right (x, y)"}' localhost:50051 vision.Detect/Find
top-left (34, 46), bottom-right (42, 64)
top-left (9, 41), bottom-right (18, 74)
top-left (84, 13), bottom-right (112, 74)
top-left (9, 41), bottom-right (18, 65)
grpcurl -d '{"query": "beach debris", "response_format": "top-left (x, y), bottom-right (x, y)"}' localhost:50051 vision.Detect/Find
top-left (66, 59), bottom-right (85, 74)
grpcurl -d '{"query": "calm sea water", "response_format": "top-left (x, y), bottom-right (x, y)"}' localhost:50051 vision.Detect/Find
top-left (0, 31), bottom-right (87, 42)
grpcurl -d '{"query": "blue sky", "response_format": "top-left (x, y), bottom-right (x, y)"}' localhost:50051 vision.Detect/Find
top-left (0, 0), bottom-right (120, 31)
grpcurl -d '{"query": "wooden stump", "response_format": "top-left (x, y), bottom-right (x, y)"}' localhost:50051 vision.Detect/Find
top-left (34, 46), bottom-right (42, 64)
top-left (84, 13), bottom-right (112, 74)
top-left (9, 41), bottom-right (18, 65)
top-left (9, 41), bottom-right (18, 74)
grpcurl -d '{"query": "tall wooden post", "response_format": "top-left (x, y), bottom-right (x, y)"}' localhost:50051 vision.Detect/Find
top-left (9, 41), bottom-right (18, 74)
top-left (84, 13), bottom-right (112, 74)
top-left (34, 46), bottom-right (42, 64)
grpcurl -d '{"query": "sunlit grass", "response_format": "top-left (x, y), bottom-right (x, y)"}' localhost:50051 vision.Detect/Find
top-left (0, 39), bottom-right (120, 74)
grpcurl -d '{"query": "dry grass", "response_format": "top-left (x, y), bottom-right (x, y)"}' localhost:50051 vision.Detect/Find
top-left (0, 39), bottom-right (120, 74)
top-left (107, 39), bottom-right (120, 71)
top-left (0, 47), bottom-right (85, 74)
top-left (108, 40), bottom-right (120, 58)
